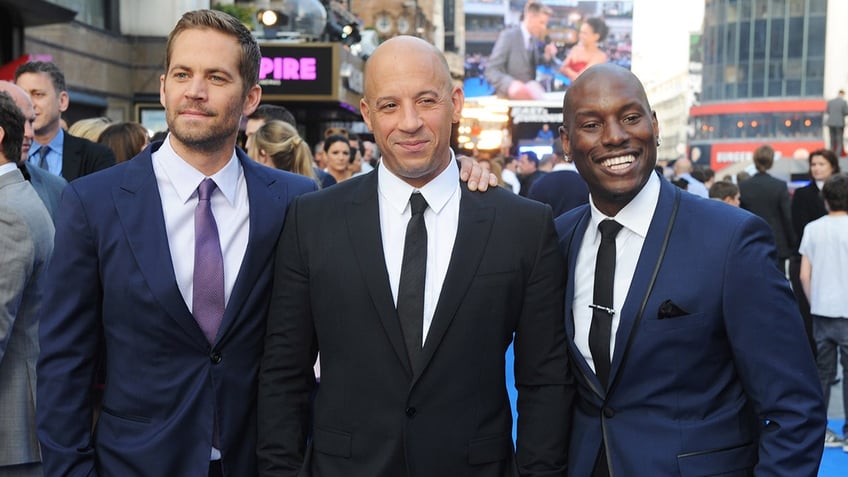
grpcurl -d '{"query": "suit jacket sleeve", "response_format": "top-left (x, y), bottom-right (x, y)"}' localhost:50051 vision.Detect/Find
top-left (778, 185), bottom-right (797, 252)
top-left (484, 30), bottom-right (518, 97)
top-left (36, 184), bottom-right (102, 477)
top-left (0, 205), bottom-right (35, 364)
top-left (722, 214), bottom-right (825, 474)
top-left (513, 205), bottom-right (573, 477)
top-left (257, 197), bottom-right (318, 477)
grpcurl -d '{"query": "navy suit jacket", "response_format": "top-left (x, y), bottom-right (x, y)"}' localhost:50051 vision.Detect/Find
top-left (555, 176), bottom-right (825, 476)
top-left (22, 162), bottom-right (67, 224)
top-left (527, 169), bottom-right (589, 219)
top-left (36, 142), bottom-right (317, 477)
top-left (61, 133), bottom-right (115, 181)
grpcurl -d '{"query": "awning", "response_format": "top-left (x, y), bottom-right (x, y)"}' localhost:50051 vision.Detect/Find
top-left (0, 0), bottom-right (76, 27)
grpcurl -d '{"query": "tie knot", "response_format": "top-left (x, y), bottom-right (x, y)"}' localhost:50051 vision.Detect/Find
top-left (198, 178), bottom-right (218, 201)
top-left (38, 145), bottom-right (50, 160)
top-left (598, 219), bottom-right (623, 240)
top-left (409, 192), bottom-right (428, 216)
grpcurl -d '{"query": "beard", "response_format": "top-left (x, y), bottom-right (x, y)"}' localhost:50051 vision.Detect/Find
top-left (166, 99), bottom-right (243, 154)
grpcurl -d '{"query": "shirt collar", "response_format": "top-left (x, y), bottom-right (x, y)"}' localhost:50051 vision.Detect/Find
top-left (153, 134), bottom-right (241, 205)
top-left (378, 149), bottom-right (459, 215)
top-left (0, 162), bottom-right (19, 177)
top-left (31, 128), bottom-right (64, 158)
top-left (520, 24), bottom-right (534, 46)
top-left (588, 171), bottom-right (661, 240)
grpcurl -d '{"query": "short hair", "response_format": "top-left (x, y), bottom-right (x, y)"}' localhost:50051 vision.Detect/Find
top-left (709, 180), bottom-right (739, 201)
top-left (248, 104), bottom-right (296, 128)
top-left (522, 150), bottom-right (539, 165)
top-left (822, 173), bottom-right (848, 212)
top-left (585, 17), bottom-right (609, 42)
top-left (0, 91), bottom-right (25, 162)
top-left (525, 2), bottom-right (553, 17)
top-left (165, 9), bottom-right (261, 96)
top-left (14, 60), bottom-right (67, 93)
top-left (808, 148), bottom-right (840, 175)
top-left (250, 120), bottom-right (317, 182)
top-left (98, 121), bottom-right (150, 163)
top-left (752, 144), bottom-right (774, 172)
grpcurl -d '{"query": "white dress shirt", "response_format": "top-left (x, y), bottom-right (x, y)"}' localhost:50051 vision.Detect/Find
top-left (152, 136), bottom-right (250, 316)
top-left (379, 153), bottom-right (460, 346)
top-left (573, 172), bottom-right (660, 373)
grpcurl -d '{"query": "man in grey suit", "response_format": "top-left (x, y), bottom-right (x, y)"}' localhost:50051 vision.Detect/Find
top-left (484, 2), bottom-right (556, 100)
top-left (0, 81), bottom-right (67, 223)
top-left (0, 91), bottom-right (55, 476)
top-left (826, 89), bottom-right (848, 157)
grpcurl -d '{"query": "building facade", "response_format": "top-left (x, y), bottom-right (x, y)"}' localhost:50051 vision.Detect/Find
top-left (689, 0), bottom-right (848, 172)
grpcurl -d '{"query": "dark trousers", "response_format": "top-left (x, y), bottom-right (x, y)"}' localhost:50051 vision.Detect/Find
top-left (829, 126), bottom-right (845, 156)
top-left (209, 460), bottom-right (223, 477)
top-left (788, 255), bottom-right (817, 358)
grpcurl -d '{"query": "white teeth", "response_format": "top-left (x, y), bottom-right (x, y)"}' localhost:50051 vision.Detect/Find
top-left (602, 155), bottom-right (635, 170)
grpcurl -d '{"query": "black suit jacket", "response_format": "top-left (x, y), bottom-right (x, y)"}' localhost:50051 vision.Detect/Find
top-left (739, 172), bottom-right (796, 259)
top-left (61, 133), bottom-right (115, 181)
top-left (790, 182), bottom-right (827, 243)
top-left (257, 170), bottom-right (572, 477)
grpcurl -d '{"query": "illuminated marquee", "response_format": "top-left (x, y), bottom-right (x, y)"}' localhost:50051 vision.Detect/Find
top-left (258, 44), bottom-right (336, 99)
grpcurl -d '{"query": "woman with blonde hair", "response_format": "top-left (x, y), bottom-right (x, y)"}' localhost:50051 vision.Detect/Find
top-left (248, 119), bottom-right (318, 185)
top-left (68, 116), bottom-right (112, 142)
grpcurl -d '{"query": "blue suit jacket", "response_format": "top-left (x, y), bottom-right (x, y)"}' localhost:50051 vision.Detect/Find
top-left (36, 142), bottom-right (317, 477)
top-left (23, 162), bottom-right (67, 224)
top-left (555, 176), bottom-right (825, 476)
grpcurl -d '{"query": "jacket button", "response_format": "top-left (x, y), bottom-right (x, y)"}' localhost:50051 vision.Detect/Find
top-left (603, 407), bottom-right (615, 418)
top-left (405, 407), bottom-right (417, 418)
top-left (210, 351), bottom-right (222, 364)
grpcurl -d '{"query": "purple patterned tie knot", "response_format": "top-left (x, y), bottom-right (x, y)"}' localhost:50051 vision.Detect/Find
top-left (193, 178), bottom-right (224, 344)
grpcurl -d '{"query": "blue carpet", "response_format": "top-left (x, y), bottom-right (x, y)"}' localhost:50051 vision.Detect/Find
top-left (505, 344), bottom-right (846, 474)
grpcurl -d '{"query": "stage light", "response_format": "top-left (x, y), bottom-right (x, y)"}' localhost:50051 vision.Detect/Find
top-left (258, 10), bottom-right (279, 27)
top-left (256, 9), bottom-right (288, 38)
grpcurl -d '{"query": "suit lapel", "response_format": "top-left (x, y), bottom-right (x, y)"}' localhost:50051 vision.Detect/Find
top-left (216, 152), bottom-right (287, 344)
top-left (415, 187), bottom-right (494, 381)
top-left (608, 178), bottom-right (677, 388)
top-left (347, 173), bottom-right (412, 373)
top-left (113, 147), bottom-right (208, 346)
top-left (561, 208), bottom-right (606, 396)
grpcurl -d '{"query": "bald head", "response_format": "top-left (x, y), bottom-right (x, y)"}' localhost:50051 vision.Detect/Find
top-left (563, 63), bottom-right (651, 127)
top-left (0, 80), bottom-right (35, 163)
top-left (674, 158), bottom-right (693, 175)
top-left (363, 35), bottom-right (452, 100)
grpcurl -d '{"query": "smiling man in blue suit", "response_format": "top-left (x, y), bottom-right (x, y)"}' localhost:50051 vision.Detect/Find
top-left (36, 10), bottom-right (317, 477)
top-left (555, 64), bottom-right (825, 476)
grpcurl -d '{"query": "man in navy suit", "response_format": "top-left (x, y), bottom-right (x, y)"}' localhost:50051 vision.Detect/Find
top-left (36, 10), bottom-right (317, 477)
top-left (555, 63), bottom-right (825, 475)
top-left (15, 61), bottom-right (115, 181)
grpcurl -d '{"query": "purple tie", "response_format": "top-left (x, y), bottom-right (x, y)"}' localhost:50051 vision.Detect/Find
top-left (193, 178), bottom-right (224, 344)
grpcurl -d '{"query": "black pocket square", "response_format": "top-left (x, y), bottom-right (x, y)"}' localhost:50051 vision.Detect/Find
top-left (658, 299), bottom-right (689, 319)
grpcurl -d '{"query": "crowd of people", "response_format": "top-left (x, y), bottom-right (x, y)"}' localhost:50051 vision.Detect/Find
top-left (0, 5), bottom-right (844, 477)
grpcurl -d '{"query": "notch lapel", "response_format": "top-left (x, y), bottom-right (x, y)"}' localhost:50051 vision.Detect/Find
top-left (608, 178), bottom-right (677, 389)
top-left (561, 207), bottom-right (606, 397)
top-left (113, 149), bottom-right (208, 347)
top-left (414, 188), bottom-right (493, 381)
top-left (347, 173), bottom-right (412, 374)
top-left (215, 154), bottom-right (288, 344)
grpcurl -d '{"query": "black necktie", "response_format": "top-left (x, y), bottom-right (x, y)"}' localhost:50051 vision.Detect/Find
top-left (589, 219), bottom-right (623, 389)
top-left (397, 192), bottom-right (428, 371)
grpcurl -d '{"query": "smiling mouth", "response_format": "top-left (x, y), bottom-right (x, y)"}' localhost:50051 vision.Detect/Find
top-left (601, 154), bottom-right (636, 170)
